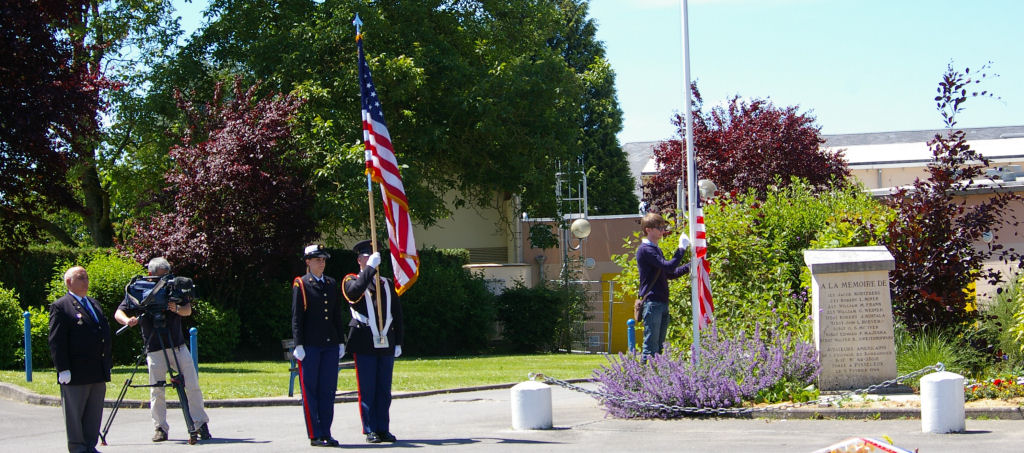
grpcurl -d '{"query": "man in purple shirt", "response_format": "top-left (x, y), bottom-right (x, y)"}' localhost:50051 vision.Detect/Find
top-left (636, 212), bottom-right (690, 363)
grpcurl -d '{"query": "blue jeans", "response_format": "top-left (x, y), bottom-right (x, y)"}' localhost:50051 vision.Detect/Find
top-left (642, 300), bottom-right (670, 359)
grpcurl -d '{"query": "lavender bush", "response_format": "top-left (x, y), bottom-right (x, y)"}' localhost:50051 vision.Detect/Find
top-left (593, 326), bottom-right (820, 418)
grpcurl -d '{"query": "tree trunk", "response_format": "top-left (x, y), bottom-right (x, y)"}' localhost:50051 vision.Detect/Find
top-left (74, 0), bottom-right (113, 247)
top-left (81, 163), bottom-right (114, 247)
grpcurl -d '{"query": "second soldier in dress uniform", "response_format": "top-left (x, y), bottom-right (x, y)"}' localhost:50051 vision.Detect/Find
top-left (292, 244), bottom-right (347, 447)
top-left (342, 240), bottom-right (404, 444)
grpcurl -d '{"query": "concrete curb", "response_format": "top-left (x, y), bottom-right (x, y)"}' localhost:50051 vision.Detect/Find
top-left (4, 380), bottom-right (1021, 419)
top-left (757, 405), bottom-right (1024, 420)
top-left (0, 381), bottom-right (61, 407)
top-left (0, 378), bottom-right (593, 409)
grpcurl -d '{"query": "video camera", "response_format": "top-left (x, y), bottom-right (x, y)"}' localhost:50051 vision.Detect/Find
top-left (124, 274), bottom-right (195, 314)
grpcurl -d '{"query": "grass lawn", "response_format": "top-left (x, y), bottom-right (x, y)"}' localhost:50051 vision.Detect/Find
top-left (0, 353), bottom-right (612, 400)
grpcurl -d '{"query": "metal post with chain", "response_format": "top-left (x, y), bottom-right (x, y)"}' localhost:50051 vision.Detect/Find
top-left (528, 363), bottom-right (945, 417)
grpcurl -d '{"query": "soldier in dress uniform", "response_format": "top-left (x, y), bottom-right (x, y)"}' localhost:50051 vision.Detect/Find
top-left (291, 244), bottom-right (347, 447)
top-left (342, 240), bottom-right (404, 444)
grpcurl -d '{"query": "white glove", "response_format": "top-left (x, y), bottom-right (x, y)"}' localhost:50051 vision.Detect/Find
top-left (338, 343), bottom-right (346, 358)
top-left (394, 345), bottom-right (402, 358)
top-left (58, 370), bottom-right (71, 384)
top-left (678, 232), bottom-right (691, 251)
top-left (293, 345), bottom-right (305, 361)
top-left (367, 252), bottom-right (381, 269)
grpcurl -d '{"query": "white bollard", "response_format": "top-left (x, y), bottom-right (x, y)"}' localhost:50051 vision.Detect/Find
top-left (510, 380), bottom-right (552, 430)
top-left (920, 371), bottom-right (965, 433)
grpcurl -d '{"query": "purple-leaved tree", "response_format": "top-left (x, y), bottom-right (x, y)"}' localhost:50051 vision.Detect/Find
top-left (127, 78), bottom-right (311, 308)
top-left (644, 84), bottom-right (849, 212)
top-left (882, 63), bottom-right (1024, 332)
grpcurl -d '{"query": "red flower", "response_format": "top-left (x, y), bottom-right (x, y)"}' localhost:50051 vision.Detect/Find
top-left (993, 379), bottom-right (1003, 386)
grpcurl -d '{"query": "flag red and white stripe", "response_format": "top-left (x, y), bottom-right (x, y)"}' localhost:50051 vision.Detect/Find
top-left (358, 34), bottom-right (419, 295)
top-left (694, 198), bottom-right (714, 329)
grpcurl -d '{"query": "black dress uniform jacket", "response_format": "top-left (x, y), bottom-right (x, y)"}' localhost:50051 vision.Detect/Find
top-left (292, 272), bottom-right (348, 348)
top-left (48, 294), bottom-right (113, 385)
top-left (342, 266), bottom-right (404, 355)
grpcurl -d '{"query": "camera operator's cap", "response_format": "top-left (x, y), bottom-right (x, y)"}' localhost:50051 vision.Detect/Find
top-left (303, 244), bottom-right (330, 260)
top-left (353, 240), bottom-right (373, 256)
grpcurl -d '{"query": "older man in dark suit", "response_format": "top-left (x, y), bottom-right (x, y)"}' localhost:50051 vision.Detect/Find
top-left (48, 266), bottom-right (112, 453)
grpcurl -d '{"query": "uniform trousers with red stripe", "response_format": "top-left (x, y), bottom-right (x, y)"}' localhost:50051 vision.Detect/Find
top-left (353, 352), bottom-right (394, 435)
top-left (298, 345), bottom-right (340, 440)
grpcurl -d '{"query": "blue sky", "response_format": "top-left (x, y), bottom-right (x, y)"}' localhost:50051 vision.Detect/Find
top-left (590, 0), bottom-right (1024, 143)
top-left (173, 0), bottom-right (1024, 144)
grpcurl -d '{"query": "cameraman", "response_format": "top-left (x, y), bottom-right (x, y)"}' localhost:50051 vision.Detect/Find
top-left (114, 257), bottom-right (211, 443)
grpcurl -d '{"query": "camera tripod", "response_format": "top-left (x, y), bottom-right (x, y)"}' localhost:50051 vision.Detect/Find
top-left (100, 310), bottom-right (201, 445)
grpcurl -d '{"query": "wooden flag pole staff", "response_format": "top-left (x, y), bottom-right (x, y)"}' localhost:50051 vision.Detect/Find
top-left (356, 13), bottom-right (385, 333)
top-left (366, 180), bottom-right (385, 332)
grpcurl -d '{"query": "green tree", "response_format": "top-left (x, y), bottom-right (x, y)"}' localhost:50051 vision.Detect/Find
top-left (126, 0), bottom-right (588, 239)
top-left (549, 0), bottom-right (637, 215)
top-left (1, 0), bottom-right (183, 248)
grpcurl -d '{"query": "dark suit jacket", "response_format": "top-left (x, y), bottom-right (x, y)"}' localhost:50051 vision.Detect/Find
top-left (342, 266), bottom-right (404, 356)
top-left (292, 273), bottom-right (348, 348)
top-left (48, 294), bottom-right (113, 385)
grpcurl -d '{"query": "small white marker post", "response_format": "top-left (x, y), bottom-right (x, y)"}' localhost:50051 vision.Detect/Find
top-left (511, 376), bottom-right (552, 430)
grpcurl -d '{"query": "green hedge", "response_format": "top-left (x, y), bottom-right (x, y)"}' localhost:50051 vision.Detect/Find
top-left (186, 299), bottom-right (241, 362)
top-left (398, 248), bottom-right (496, 356)
top-left (23, 306), bottom-right (51, 369)
top-left (613, 179), bottom-right (888, 348)
top-left (44, 251), bottom-right (146, 364)
top-left (0, 246), bottom-right (100, 309)
top-left (495, 283), bottom-right (563, 353)
top-left (235, 281), bottom-right (293, 356)
top-left (6, 246), bottom-right (504, 361)
top-left (0, 286), bottom-right (23, 368)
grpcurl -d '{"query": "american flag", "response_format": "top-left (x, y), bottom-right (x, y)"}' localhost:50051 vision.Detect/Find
top-left (694, 196), bottom-right (714, 329)
top-left (358, 33), bottom-right (419, 295)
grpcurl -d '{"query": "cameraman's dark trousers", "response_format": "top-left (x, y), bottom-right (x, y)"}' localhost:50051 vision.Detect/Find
top-left (149, 344), bottom-right (208, 432)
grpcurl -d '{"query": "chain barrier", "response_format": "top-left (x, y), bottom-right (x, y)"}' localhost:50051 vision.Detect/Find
top-left (528, 362), bottom-right (945, 417)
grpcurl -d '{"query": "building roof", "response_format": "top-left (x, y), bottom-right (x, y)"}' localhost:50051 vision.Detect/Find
top-left (822, 125), bottom-right (1024, 147)
top-left (623, 141), bottom-right (662, 197)
top-left (824, 125), bottom-right (1024, 168)
top-left (624, 125), bottom-right (1024, 177)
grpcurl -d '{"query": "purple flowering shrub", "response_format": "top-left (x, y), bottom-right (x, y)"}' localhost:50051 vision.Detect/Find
top-left (593, 326), bottom-right (820, 418)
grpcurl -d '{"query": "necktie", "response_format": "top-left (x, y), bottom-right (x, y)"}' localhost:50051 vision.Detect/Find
top-left (79, 296), bottom-right (99, 323)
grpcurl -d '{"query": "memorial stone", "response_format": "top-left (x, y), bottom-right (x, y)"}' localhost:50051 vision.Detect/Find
top-left (804, 246), bottom-right (898, 391)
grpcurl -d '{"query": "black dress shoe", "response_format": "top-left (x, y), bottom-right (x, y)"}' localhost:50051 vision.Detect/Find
top-left (310, 438), bottom-right (328, 447)
top-left (323, 437), bottom-right (339, 447)
top-left (377, 432), bottom-right (397, 443)
top-left (198, 422), bottom-right (212, 440)
top-left (365, 432), bottom-right (382, 444)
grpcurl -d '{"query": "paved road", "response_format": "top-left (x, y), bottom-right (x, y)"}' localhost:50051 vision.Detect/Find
top-left (3, 384), bottom-right (1023, 452)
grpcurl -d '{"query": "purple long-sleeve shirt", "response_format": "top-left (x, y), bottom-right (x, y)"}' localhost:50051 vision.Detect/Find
top-left (636, 239), bottom-right (690, 303)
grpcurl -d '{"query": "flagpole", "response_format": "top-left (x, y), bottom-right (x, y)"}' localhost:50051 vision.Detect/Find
top-left (355, 13), bottom-right (385, 333)
top-left (680, 0), bottom-right (701, 357)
